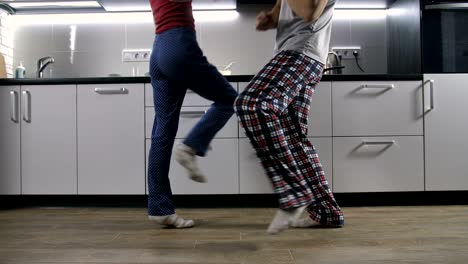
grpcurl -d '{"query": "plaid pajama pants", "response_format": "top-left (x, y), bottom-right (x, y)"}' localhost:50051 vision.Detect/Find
top-left (235, 50), bottom-right (344, 226)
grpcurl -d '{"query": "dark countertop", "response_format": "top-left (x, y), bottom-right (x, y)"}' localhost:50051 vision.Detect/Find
top-left (0, 74), bottom-right (423, 86)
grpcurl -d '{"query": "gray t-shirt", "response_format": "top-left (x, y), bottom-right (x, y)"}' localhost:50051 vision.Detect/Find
top-left (274, 0), bottom-right (336, 64)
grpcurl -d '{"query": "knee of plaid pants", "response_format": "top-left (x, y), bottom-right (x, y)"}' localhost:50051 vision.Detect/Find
top-left (235, 93), bottom-right (281, 129)
top-left (234, 93), bottom-right (250, 128)
top-left (235, 96), bottom-right (259, 135)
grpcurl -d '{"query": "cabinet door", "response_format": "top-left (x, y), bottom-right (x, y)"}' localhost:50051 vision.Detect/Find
top-left (21, 85), bottom-right (77, 194)
top-left (424, 74), bottom-right (468, 191)
top-left (333, 81), bottom-right (424, 136)
top-left (239, 137), bottom-right (333, 194)
top-left (146, 139), bottom-right (239, 195)
top-left (78, 84), bottom-right (145, 194)
top-left (333, 136), bottom-right (424, 193)
top-left (0, 86), bottom-right (21, 194)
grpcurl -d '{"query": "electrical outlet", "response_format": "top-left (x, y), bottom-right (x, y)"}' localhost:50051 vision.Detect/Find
top-left (122, 49), bottom-right (152, 62)
top-left (332, 47), bottom-right (361, 59)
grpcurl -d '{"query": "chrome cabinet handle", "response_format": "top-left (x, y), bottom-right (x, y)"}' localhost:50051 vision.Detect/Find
top-left (22, 90), bottom-right (31, 123)
top-left (361, 84), bottom-right (395, 89)
top-left (10, 91), bottom-right (18, 123)
top-left (94, 88), bottom-right (128, 94)
top-left (362, 140), bottom-right (395, 146)
top-left (180, 110), bottom-right (207, 117)
top-left (427, 80), bottom-right (435, 113)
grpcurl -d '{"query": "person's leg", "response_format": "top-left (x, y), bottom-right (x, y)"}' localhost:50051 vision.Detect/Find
top-left (146, 32), bottom-right (193, 228)
top-left (236, 51), bottom-right (342, 233)
top-left (147, 79), bottom-right (195, 229)
top-left (171, 31), bottom-right (238, 182)
top-left (281, 81), bottom-right (344, 228)
top-left (182, 60), bottom-right (238, 156)
top-left (147, 77), bottom-right (184, 217)
top-left (236, 51), bottom-right (317, 208)
top-left (235, 51), bottom-right (313, 233)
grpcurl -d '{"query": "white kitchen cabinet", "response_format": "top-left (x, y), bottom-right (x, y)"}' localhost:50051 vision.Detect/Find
top-left (0, 86), bottom-right (21, 194)
top-left (146, 138), bottom-right (239, 195)
top-left (145, 106), bottom-right (238, 139)
top-left (21, 85), bottom-right (77, 194)
top-left (77, 84), bottom-right (145, 194)
top-left (424, 74), bottom-right (468, 191)
top-left (3, 76), bottom-right (449, 197)
top-left (239, 137), bottom-right (333, 194)
top-left (333, 81), bottom-right (424, 136)
top-left (309, 82), bottom-right (332, 137)
top-left (333, 136), bottom-right (424, 193)
top-left (145, 83), bottom-right (238, 107)
top-left (238, 82), bottom-right (249, 93)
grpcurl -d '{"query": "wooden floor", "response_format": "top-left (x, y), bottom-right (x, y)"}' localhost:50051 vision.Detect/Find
top-left (0, 206), bottom-right (467, 264)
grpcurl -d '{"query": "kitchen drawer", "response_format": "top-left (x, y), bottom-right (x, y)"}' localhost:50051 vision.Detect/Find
top-left (145, 82), bottom-right (238, 107)
top-left (332, 81), bottom-right (424, 136)
top-left (239, 137), bottom-right (333, 194)
top-left (145, 106), bottom-right (238, 139)
top-left (333, 136), bottom-right (424, 193)
top-left (238, 82), bottom-right (332, 138)
top-left (146, 138), bottom-right (239, 195)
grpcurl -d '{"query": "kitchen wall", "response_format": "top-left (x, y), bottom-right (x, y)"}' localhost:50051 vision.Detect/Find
top-left (387, 0), bottom-right (421, 74)
top-left (330, 14), bottom-right (387, 74)
top-left (0, 10), bottom-right (14, 77)
top-left (10, 5), bottom-right (387, 78)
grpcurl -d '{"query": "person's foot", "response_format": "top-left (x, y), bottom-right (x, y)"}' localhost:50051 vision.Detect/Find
top-left (289, 217), bottom-right (343, 228)
top-left (149, 214), bottom-right (195, 228)
top-left (289, 217), bottom-right (321, 228)
top-left (174, 144), bottom-right (207, 183)
top-left (267, 206), bottom-right (307, 235)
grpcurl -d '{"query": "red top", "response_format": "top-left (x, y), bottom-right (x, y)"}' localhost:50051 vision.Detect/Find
top-left (150, 0), bottom-right (195, 34)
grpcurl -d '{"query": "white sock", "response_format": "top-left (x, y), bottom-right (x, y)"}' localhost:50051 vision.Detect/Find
top-left (174, 144), bottom-right (207, 183)
top-left (267, 206), bottom-right (307, 235)
top-left (149, 214), bottom-right (195, 229)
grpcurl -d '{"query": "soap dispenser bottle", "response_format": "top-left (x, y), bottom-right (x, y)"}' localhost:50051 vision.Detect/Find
top-left (15, 61), bottom-right (26, 79)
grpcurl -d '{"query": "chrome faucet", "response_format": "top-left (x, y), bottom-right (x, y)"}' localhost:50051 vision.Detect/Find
top-left (37, 56), bottom-right (55, 78)
top-left (325, 52), bottom-right (343, 75)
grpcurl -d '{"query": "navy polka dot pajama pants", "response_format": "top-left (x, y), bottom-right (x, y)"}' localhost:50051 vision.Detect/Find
top-left (235, 51), bottom-right (344, 226)
top-left (147, 27), bottom-right (238, 216)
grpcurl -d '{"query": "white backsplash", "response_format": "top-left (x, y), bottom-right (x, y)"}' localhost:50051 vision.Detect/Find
top-left (0, 10), bottom-right (14, 77)
top-left (10, 5), bottom-right (387, 78)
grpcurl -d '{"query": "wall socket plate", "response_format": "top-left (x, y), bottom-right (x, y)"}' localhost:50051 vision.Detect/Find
top-left (122, 49), bottom-right (152, 62)
top-left (331, 47), bottom-right (361, 59)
